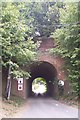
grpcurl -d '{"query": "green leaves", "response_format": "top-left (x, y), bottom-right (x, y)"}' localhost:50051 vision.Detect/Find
top-left (1, 2), bottom-right (37, 79)
top-left (11, 70), bottom-right (30, 79)
top-left (51, 2), bottom-right (80, 95)
top-left (23, 2), bottom-right (60, 37)
top-left (60, 3), bottom-right (78, 24)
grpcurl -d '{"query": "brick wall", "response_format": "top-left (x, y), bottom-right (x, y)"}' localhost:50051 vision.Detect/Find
top-left (38, 38), bottom-right (66, 81)
top-left (11, 78), bottom-right (27, 99)
top-left (2, 37), bottom-right (68, 99)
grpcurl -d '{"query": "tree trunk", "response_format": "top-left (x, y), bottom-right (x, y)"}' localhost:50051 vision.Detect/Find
top-left (6, 65), bottom-right (12, 100)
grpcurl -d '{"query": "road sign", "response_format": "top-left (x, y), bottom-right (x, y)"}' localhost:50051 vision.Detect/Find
top-left (18, 78), bottom-right (23, 84)
top-left (17, 78), bottom-right (23, 91)
top-left (18, 84), bottom-right (23, 91)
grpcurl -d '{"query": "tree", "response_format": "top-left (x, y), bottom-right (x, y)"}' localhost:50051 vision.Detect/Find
top-left (1, 2), bottom-right (37, 99)
top-left (23, 2), bottom-right (61, 37)
top-left (50, 2), bottom-right (80, 97)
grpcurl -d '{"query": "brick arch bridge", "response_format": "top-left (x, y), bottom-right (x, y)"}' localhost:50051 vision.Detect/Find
top-left (10, 37), bottom-right (70, 99)
top-left (27, 61), bottom-right (58, 98)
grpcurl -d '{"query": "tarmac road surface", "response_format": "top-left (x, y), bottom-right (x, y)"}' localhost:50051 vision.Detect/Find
top-left (13, 98), bottom-right (78, 118)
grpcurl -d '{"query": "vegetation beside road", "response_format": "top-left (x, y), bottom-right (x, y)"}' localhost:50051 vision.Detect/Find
top-left (58, 95), bottom-right (78, 108)
top-left (50, 2), bottom-right (80, 98)
top-left (2, 95), bottom-right (26, 118)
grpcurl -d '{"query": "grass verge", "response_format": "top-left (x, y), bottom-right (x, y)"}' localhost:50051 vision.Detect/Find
top-left (2, 94), bottom-right (26, 118)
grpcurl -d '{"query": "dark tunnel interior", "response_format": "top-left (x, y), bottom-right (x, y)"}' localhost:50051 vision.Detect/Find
top-left (27, 61), bottom-right (57, 98)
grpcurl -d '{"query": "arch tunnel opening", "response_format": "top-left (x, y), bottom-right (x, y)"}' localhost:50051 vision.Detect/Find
top-left (32, 77), bottom-right (47, 97)
top-left (27, 61), bottom-right (58, 98)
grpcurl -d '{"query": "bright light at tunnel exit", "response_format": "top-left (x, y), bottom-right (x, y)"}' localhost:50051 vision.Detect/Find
top-left (32, 77), bottom-right (47, 94)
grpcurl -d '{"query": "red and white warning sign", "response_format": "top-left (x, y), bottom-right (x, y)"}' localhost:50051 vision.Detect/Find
top-left (18, 78), bottom-right (23, 84)
top-left (18, 84), bottom-right (23, 91)
top-left (17, 78), bottom-right (23, 91)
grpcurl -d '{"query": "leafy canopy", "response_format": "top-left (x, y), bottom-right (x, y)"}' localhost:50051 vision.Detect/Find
top-left (50, 2), bottom-right (80, 96)
top-left (1, 2), bottom-right (38, 78)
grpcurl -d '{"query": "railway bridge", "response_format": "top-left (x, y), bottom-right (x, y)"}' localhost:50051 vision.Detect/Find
top-left (3, 37), bottom-right (70, 99)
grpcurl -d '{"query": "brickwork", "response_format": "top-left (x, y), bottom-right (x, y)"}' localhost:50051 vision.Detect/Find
top-left (38, 38), bottom-right (66, 81)
top-left (11, 78), bottom-right (27, 99)
top-left (2, 37), bottom-right (68, 99)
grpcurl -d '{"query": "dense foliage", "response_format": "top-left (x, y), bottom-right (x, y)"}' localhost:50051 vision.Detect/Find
top-left (50, 2), bottom-right (80, 96)
top-left (22, 2), bottom-right (61, 37)
top-left (1, 1), bottom-right (63, 78)
top-left (1, 2), bottom-right (37, 78)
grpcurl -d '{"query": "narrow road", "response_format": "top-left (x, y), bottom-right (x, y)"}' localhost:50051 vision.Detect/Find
top-left (13, 98), bottom-right (78, 118)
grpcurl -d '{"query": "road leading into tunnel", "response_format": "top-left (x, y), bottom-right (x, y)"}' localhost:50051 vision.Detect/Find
top-left (13, 98), bottom-right (78, 118)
